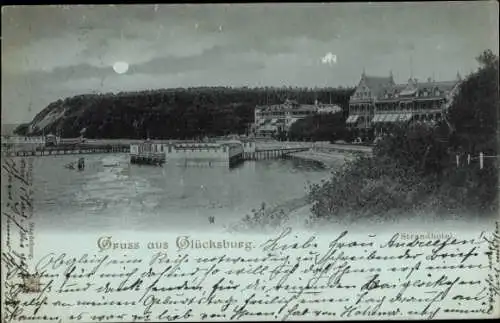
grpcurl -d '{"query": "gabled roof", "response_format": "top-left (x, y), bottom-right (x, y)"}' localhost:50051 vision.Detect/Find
top-left (377, 83), bottom-right (406, 101)
top-left (414, 80), bottom-right (458, 93)
top-left (377, 80), bottom-right (460, 101)
top-left (363, 76), bottom-right (395, 97)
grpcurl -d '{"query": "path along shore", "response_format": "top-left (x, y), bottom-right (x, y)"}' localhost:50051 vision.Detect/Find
top-left (287, 149), bottom-right (355, 168)
top-left (262, 148), bottom-right (365, 221)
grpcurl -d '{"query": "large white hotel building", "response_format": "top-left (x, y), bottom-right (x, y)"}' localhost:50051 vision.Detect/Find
top-left (347, 71), bottom-right (462, 139)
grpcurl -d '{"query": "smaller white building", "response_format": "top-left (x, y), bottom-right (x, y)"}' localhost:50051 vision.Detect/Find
top-left (130, 140), bottom-right (251, 168)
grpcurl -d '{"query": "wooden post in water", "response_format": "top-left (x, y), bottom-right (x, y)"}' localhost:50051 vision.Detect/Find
top-left (479, 152), bottom-right (484, 169)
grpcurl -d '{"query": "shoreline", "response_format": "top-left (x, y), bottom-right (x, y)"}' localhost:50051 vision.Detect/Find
top-left (259, 149), bottom-right (355, 222)
top-left (287, 149), bottom-right (353, 169)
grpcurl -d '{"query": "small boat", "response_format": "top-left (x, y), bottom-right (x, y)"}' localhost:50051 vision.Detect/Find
top-left (77, 157), bottom-right (85, 171)
top-left (64, 157), bottom-right (85, 170)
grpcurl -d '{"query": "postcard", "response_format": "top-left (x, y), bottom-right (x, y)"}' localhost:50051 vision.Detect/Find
top-left (1, 3), bottom-right (499, 322)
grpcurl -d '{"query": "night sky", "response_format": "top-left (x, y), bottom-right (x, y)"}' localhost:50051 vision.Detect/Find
top-left (2, 2), bottom-right (498, 123)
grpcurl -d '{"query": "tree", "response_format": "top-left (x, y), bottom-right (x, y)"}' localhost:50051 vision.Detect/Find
top-left (288, 113), bottom-right (348, 142)
top-left (373, 122), bottom-right (449, 176)
top-left (448, 49), bottom-right (499, 155)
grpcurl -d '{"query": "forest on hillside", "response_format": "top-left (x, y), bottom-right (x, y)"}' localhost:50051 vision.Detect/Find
top-left (15, 86), bottom-right (354, 139)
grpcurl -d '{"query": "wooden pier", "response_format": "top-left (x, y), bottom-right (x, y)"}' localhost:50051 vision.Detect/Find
top-left (128, 146), bottom-right (311, 167)
top-left (127, 140), bottom-right (372, 168)
top-left (1, 145), bottom-right (129, 158)
top-left (243, 147), bottom-right (310, 160)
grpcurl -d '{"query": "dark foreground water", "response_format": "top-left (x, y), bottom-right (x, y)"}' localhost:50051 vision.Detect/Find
top-left (29, 154), bottom-right (330, 231)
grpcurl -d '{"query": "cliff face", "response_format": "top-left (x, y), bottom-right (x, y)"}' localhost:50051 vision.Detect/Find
top-left (19, 87), bottom-right (354, 139)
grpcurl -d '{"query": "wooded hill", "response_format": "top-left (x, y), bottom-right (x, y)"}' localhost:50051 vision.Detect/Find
top-left (15, 86), bottom-right (354, 139)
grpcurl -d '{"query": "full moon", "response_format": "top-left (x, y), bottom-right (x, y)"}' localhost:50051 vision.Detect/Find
top-left (113, 61), bottom-right (129, 74)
